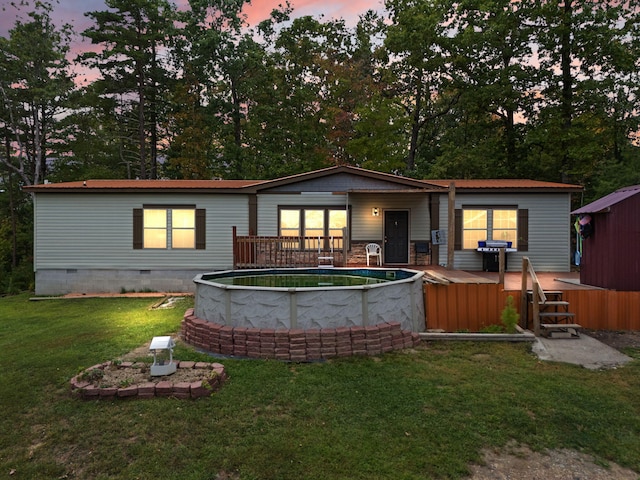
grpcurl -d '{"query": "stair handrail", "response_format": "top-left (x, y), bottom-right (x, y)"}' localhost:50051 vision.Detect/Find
top-left (521, 257), bottom-right (546, 337)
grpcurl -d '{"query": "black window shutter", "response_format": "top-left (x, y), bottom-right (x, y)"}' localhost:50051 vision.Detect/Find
top-left (195, 209), bottom-right (206, 249)
top-left (454, 209), bottom-right (462, 250)
top-left (133, 208), bottom-right (143, 249)
top-left (518, 209), bottom-right (529, 252)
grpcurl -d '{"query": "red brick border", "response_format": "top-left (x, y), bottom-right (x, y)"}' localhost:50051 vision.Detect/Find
top-left (181, 308), bottom-right (421, 361)
top-left (70, 360), bottom-right (227, 400)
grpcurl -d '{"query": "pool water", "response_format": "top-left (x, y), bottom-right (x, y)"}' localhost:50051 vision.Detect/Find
top-left (211, 274), bottom-right (388, 288)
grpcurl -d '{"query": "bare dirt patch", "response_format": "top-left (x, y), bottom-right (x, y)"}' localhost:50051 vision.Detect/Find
top-left (467, 331), bottom-right (640, 479)
top-left (583, 330), bottom-right (640, 352)
top-left (468, 443), bottom-right (638, 480)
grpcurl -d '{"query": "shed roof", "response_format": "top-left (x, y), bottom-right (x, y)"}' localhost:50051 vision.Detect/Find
top-left (572, 185), bottom-right (640, 214)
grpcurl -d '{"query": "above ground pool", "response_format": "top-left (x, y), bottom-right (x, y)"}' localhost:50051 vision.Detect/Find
top-left (193, 267), bottom-right (425, 332)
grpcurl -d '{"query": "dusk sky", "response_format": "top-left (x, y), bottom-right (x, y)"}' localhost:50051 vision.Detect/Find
top-left (0, 0), bottom-right (385, 83)
top-left (1, 0), bottom-right (385, 41)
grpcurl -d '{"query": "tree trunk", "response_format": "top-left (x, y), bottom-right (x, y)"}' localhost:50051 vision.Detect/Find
top-left (560, 0), bottom-right (573, 182)
top-left (150, 41), bottom-right (158, 180)
top-left (137, 60), bottom-right (147, 179)
top-left (3, 136), bottom-right (17, 267)
top-left (406, 70), bottom-right (423, 172)
top-left (231, 76), bottom-right (243, 175)
top-left (505, 107), bottom-right (516, 173)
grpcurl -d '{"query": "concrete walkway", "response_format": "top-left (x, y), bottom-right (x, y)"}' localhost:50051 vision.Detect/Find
top-left (532, 335), bottom-right (633, 370)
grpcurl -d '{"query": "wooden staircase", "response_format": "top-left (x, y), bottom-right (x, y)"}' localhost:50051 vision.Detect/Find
top-left (529, 290), bottom-right (580, 338)
top-left (521, 258), bottom-right (581, 338)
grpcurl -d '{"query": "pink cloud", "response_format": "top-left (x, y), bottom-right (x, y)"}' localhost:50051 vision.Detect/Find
top-left (0, 0), bottom-right (383, 38)
top-left (243, 0), bottom-right (384, 26)
top-left (1, 0), bottom-right (384, 85)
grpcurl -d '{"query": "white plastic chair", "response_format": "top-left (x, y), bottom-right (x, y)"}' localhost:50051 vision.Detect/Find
top-left (365, 243), bottom-right (382, 266)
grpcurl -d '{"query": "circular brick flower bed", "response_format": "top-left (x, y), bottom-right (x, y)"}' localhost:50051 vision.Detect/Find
top-left (70, 360), bottom-right (227, 400)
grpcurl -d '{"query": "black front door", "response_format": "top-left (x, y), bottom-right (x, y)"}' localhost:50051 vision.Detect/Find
top-left (384, 210), bottom-right (409, 263)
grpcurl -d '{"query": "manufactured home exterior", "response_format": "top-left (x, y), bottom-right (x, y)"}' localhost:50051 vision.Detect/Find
top-left (29, 183), bottom-right (255, 294)
top-left (429, 180), bottom-right (580, 272)
top-left (25, 166), bottom-right (582, 295)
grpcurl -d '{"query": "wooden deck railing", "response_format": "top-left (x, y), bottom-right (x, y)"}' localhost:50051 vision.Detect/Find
top-left (232, 227), bottom-right (346, 269)
top-left (520, 256), bottom-right (545, 337)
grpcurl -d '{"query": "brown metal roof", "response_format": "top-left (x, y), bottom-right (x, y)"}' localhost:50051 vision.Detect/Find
top-left (572, 185), bottom-right (640, 214)
top-left (23, 169), bottom-right (582, 194)
top-left (24, 179), bottom-right (265, 193)
top-left (423, 179), bottom-right (583, 192)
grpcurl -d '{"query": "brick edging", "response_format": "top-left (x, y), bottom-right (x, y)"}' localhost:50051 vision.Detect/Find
top-left (70, 360), bottom-right (227, 400)
top-left (181, 308), bottom-right (421, 361)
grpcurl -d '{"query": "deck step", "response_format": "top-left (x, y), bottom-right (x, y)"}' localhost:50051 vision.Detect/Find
top-left (537, 300), bottom-right (570, 307)
top-left (527, 290), bottom-right (564, 297)
top-left (541, 323), bottom-right (581, 339)
top-left (541, 323), bottom-right (581, 330)
top-left (539, 312), bottom-right (575, 318)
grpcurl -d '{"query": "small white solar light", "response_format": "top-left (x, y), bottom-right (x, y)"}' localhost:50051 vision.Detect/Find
top-left (149, 336), bottom-right (177, 376)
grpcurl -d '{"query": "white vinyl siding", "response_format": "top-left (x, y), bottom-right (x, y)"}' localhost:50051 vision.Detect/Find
top-left (437, 192), bottom-right (572, 272)
top-left (349, 194), bottom-right (431, 241)
top-left (33, 193), bottom-right (248, 270)
top-left (256, 192), bottom-right (431, 243)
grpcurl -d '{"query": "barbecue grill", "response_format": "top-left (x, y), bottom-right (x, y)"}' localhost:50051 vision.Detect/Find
top-left (477, 241), bottom-right (516, 271)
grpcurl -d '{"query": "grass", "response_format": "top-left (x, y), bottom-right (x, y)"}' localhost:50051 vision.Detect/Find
top-left (1, 294), bottom-right (639, 479)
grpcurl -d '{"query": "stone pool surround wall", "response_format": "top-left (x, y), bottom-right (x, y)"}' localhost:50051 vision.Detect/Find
top-left (194, 268), bottom-right (426, 333)
top-left (182, 308), bottom-right (421, 361)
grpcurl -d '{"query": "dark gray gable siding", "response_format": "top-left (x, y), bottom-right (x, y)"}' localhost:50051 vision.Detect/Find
top-left (259, 172), bottom-right (423, 193)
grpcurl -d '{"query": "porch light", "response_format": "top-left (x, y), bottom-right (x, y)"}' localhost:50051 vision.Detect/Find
top-left (372, 207), bottom-right (379, 217)
top-left (149, 336), bottom-right (177, 376)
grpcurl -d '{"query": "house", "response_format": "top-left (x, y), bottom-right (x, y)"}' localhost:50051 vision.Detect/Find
top-left (572, 185), bottom-right (640, 291)
top-left (24, 166), bottom-right (582, 295)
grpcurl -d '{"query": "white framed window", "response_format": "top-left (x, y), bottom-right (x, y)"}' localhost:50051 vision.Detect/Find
top-left (134, 206), bottom-right (205, 250)
top-left (278, 207), bottom-right (348, 249)
top-left (143, 209), bottom-right (168, 248)
top-left (492, 209), bottom-right (518, 246)
top-left (461, 208), bottom-right (518, 249)
top-left (171, 209), bottom-right (196, 248)
top-left (462, 209), bottom-right (488, 249)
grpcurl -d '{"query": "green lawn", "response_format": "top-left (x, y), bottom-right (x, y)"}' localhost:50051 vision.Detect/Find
top-left (1, 294), bottom-right (639, 479)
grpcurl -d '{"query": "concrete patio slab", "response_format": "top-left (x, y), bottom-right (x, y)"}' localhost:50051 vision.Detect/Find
top-left (532, 335), bottom-right (633, 370)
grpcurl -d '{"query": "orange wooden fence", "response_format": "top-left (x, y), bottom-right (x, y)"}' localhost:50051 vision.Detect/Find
top-left (562, 290), bottom-right (640, 331)
top-left (424, 283), bottom-right (640, 332)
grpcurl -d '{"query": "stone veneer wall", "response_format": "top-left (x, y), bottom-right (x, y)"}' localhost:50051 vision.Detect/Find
top-left (182, 308), bottom-right (421, 361)
top-left (347, 242), bottom-right (431, 266)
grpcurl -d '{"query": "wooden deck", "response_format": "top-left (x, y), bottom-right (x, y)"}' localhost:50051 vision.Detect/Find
top-left (370, 264), bottom-right (595, 291)
top-left (403, 265), bottom-right (639, 332)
